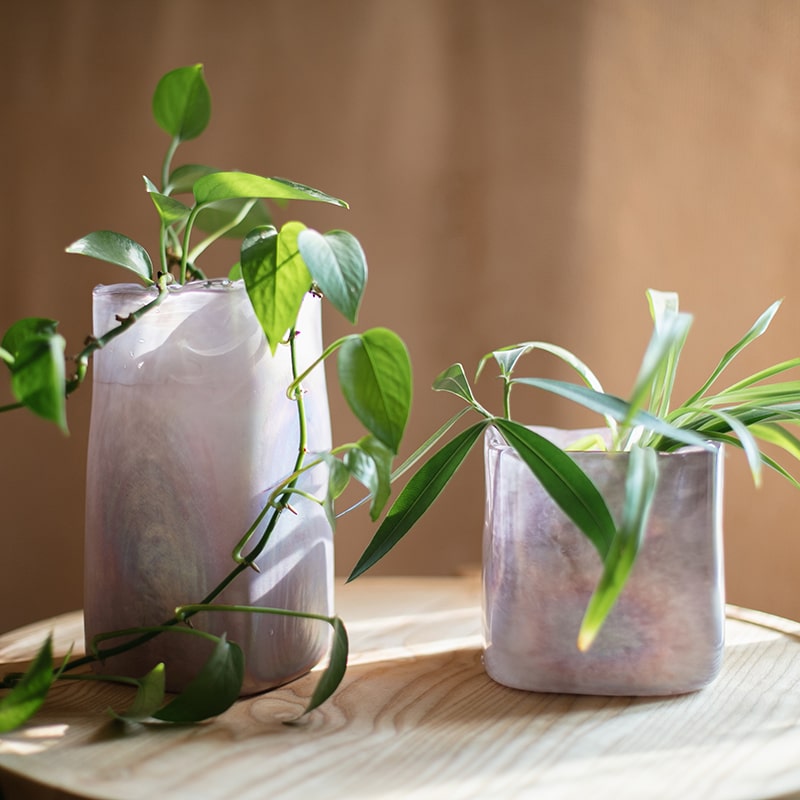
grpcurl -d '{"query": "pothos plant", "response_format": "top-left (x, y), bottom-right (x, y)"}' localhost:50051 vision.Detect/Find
top-left (351, 288), bottom-right (800, 649)
top-left (0, 65), bottom-right (412, 731)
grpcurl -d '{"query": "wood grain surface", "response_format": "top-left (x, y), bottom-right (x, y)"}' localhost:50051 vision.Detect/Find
top-left (1, 577), bottom-right (799, 800)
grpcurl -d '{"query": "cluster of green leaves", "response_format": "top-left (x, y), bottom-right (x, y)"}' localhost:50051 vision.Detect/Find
top-left (351, 288), bottom-right (800, 650)
top-left (1, 65), bottom-right (412, 729)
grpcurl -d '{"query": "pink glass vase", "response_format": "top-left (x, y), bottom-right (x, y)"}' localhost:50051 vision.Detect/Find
top-left (482, 425), bottom-right (725, 696)
top-left (84, 281), bottom-right (332, 693)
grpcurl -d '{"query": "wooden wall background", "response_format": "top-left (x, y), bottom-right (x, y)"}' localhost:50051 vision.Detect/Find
top-left (2, 0), bottom-right (800, 632)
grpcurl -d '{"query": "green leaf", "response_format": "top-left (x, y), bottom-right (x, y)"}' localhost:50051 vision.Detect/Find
top-left (348, 421), bottom-right (488, 580)
top-left (147, 187), bottom-right (191, 226)
top-left (578, 446), bottom-right (658, 650)
top-left (628, 309), bottom-right (693, 423)
top-left (241, 224), bottom-right (311, 354)
top-left (516, 378), bottom-right (712, 451)
top-left (0, 635), bottom-right (54, 732)
top-left (195, 198), bottom-right (272, 238)
top-left (684, 299), bottom-right (783, 407)
top-left (297, 229), bottom-right (367, 323)
top-left (111, 663), bottom-right (166, 722)
top-left (433, 363), bottom-right (478, 405)
top-left (154, 634), bottom-right (244, 722)
top-left (320, 455), bottom-right (352, 528)
top-left (152, 64), bottom-right (210, 142)
top-left (492, 418), bottom-right (616, 558)
top-left (750, 422), bottom-right (800, 462)
top-left (300, 617), bottom-right (349, 717)
top-left (166, 163), bottom-right (219, 194)
top-left (228, 262), bottom-right (242, 281)
top-left (66, 230), bottom-right (154, 284)
top-left (194, 171), bottom-right (348, 208)
top-left (3, 318), bottom-right (67, 432)
top-left (337, 329), bottom-right (412, 454)
top-left (344, 436), bottom-right (394, 521)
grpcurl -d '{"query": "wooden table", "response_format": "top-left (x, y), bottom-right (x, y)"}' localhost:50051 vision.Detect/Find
top-left (1, 577), bottom-right (800, 800)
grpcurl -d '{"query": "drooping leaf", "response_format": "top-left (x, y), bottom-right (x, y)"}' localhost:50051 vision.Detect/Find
top-left (152, 64), bottom-right (211, 142)
top-left (300, 617), bottom-right (349, 717)
top-left (343, 436), bottom-right (394, 521)
top-left (750, 422), bottom-right (800, 463)
top-left (194, 172), bottom-right (348, 208)
top-left (515, 378), bottom-right (711, 451)
top-left (241, 224), bottom-right (311, 353)
top-left (110, 663), bottom-right (166, 722)
top-left (578, 446), bottom-right (658, 650)
top-left (320, 454), bottom-right (352, 528)
top-left (433, 363), bottom-right (478, 405)
top-left (66, 231), bottom-right (154, 284)
top-left (492, 418), bottom-right (616, 558)
top-left (348, 421), bottom-right (488, 580)
top-left (3, 318), bottom-right (67, 432)
top-left (154, 634), bottom-right (244, 723)
top-left (337, 329), bottom-right (412, 454)
top-left (297, 229), bottom-right (367, 323)
top-left (0, 635), bottom-right (54, 732)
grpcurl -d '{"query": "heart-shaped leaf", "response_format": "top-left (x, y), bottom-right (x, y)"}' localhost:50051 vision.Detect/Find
top-left (297, 229), bottom-right (367, 323)
top-left (152, 64), bottom-right (210, 142)
top-left (3, 318), bottom-right (67, 432)
top-left (337, 329), bottom-right (412, 454)
top-left (344, 436), bottom-right (394, 521)
top-left (154, 634), bottom-right (243, 723)
top-left (241, 224), bottom-right (312, 353)
top-left (66, 231), bottom-right (153, 284)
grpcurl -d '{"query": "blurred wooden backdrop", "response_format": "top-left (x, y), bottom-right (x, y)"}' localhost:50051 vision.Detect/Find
top-left (2, 0), bottom-right (800, 633)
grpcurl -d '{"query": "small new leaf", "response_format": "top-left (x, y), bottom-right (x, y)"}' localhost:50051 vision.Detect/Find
top-left (110, 663), bottom-right (166, 722)
top-left (433, 363), bottom-right (477, 405)
top-left (344, 436), bottom-right (394, 521)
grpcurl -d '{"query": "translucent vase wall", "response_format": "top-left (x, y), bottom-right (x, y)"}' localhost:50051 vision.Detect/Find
top-left (482, 425), bottom-right (725, 696)
top-left (84, 281), bottom-right (332, 694)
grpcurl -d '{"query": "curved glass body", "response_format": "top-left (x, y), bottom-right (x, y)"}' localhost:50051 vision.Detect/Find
top-left (85, 281), bottom-right (332, 693)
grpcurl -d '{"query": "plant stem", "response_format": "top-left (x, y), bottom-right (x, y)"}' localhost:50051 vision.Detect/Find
top-left (63, 326), bottom-right (314, 671)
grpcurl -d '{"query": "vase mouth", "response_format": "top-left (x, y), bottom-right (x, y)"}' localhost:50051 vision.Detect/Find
top-left (93, 278), bottom-right (245, 298)
top-left (485, 424), bottom-right (718, 457)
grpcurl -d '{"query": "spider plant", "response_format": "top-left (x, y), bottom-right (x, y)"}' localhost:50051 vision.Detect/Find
top-left (351, 289), bottom-right (800, 650)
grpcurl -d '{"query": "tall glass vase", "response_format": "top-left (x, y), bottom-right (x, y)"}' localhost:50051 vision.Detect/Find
top-left (84, 281), bottom-right (332, 693)
top-left (482, 425), bottom-right (725, 696)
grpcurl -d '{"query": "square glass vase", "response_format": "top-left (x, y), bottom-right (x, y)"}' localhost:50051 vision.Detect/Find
top-left (482, 425), bottom-right (725, 696)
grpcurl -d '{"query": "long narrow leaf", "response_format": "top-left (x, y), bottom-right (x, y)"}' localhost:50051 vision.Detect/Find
top-left (515, 378), bottom-right (711, 451)
top-left (492, 419), bottom-right (616, 558)
top-left (0, 635), bottom-right (54, 732)
top-left (300, 617), bottom-right (349, 718)
top-left (683, 300), bottom-right (782, 406)
top-left (348, 421), bottom-right (488, 580)
top-left (578, 446), bottom-right (658, 650)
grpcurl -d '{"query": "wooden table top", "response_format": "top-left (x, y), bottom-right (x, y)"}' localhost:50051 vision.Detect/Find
top-left (1, 576), bottom-right (799, 800)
